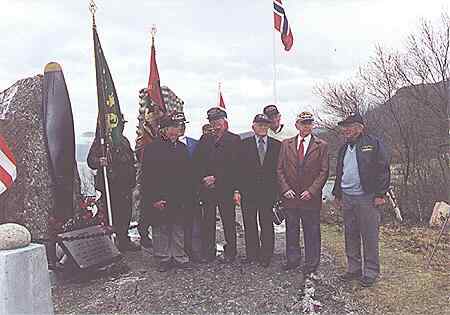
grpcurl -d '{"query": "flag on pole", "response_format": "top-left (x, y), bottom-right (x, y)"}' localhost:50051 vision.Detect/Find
top-left (93, 21), bottom-right (124, 146)
top-left (218, 83), bottom-right (229, 129)
top-left (148, 32), bottom-right (166, 112)
top-left (273, 0), bottom-right (294, 51)
top-left (0, 135), bottom-right (16, 194)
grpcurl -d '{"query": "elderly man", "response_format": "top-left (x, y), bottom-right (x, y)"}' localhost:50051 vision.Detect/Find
top-left (263, 105), bottom-right (290, 141)
top-left (194, 107), bottom-right (241, 263)
top-left (332, 112), bottom-right (390, 287)
top-left (277, 112), bottom-right (329, 278)
top-left (142, 115), bottom-right (192, 272)
top-left (238, 114), bottom-right (281, 267)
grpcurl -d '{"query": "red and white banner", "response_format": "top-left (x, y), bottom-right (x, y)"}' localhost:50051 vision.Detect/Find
top-left (0, 135), bottom-right (16, 194)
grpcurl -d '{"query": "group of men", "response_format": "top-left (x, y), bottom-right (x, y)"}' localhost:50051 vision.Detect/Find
top-left (88, 104), bottom-right (390, 288)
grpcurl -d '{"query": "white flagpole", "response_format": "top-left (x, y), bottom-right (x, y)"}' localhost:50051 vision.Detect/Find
top-left (273, 28), bottom-right (278, 105)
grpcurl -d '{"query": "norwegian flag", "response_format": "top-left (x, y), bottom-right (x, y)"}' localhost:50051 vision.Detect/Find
top-left (0, 135), bottom-right (16, 194)
top-left (218, 85), bottom-right (229, 129)
top-left (273, 0), bottom-right (294, 51)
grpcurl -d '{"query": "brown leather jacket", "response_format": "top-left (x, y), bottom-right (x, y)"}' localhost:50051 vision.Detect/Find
top-left (277, 135), bottom-right (329, 209)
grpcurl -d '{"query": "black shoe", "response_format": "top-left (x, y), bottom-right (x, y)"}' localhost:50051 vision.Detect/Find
top-left (339, 271), bottom-right (362, 281)
top-left (259, 260), bottom-right (270, 268)
top-left (140, 237), bottom-right (153, 249)
top-left (282, 262), bottom-right (300, 271)
top-left (117, 240), bottom-right (141, 252)
top-left (360, 276), bottom-right (377, 287)
top-left (218, 256), bottom-right (235, 264)
top-left (241, 257), bottom-right (257, 264)
top-left (157, 261), bottom-right (172, 272)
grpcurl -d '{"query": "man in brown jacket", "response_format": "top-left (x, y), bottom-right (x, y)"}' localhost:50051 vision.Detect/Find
top-left (277, 112), bottom-right (329, 277)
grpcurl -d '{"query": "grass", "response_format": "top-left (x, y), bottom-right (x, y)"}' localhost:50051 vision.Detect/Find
top-left (321, 223), bottom-right (450, 315)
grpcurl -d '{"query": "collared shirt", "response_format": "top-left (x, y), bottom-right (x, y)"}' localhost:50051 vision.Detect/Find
top-left (254, 135), bottom-right (268, 155)
top-left (296, 134), bottom-right (312, 157)
top-left (341, 144), bottom-right (364, 195)
top-left (179, 135), bottom-right (187, 145)
top-left (268, 124), bottom-right (290, 141)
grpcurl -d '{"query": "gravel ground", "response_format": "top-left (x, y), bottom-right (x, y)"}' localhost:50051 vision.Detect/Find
top-left (53, 210), bottom-right (368, 314)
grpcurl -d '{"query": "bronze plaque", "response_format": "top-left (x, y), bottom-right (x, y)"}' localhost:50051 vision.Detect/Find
top-left (57, 225), bottom-right (121, 269)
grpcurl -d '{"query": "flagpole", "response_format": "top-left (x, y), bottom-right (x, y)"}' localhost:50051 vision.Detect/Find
top-left (218, 82), bottom-right (221, 106)
top-left (90, 0), bottom-right (115, 240)
top-left (272, 25), bottom-right (278, 105)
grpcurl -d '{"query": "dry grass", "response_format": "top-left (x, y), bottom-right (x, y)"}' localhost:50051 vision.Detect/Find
top-left (321, 223), bottom-right (450, 315)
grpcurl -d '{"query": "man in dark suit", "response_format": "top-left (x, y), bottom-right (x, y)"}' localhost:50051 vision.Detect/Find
top-left (277, 112), bottom-right (329, 278)
top-left (238, 114), bottom-right (281, 267)
top-left (193, 107), bottom-right (241, 263)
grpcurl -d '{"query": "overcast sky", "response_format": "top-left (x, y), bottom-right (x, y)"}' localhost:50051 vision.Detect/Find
top-left (0, 0), bottom-right (448, 143)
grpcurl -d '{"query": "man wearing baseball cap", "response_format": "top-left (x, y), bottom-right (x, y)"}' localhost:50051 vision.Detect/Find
top-left (193, 107), bottom-right (242, 263)
top-left (332, 112), bottom-right (390, 287)
top-left (263, 105), bottom-right (290, 141)
top-left (238, 114), bottom-right (281, 267)
top-left (277, 111), bottom-right (329, 278)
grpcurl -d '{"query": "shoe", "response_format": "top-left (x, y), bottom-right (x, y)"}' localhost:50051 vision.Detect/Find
top-left (117, 240), bottom-right (141, 252)
top-left (218, 256), bottom-right (235, 264)
top-left (240, 257), bottom-right (257, 264)
top-left (157, 261), bottom-right (172, 272)
top-left (305, 272), bottom-right (321, 281)
top-left (282, 262), bottom-right (300, 271)
top-left (339, 271), bottom-right (362, 281)
top-left (360, 276), bottom-right (377, 287)
top-left (140, 237), bottom-right (153, 249)
top-left (259, 260), bottom-right (270, 268)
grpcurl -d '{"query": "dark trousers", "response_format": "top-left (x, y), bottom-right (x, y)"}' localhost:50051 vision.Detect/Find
top-left (202, 193), bottom-right (236, 259)
top-left (184, 209), bottom-right (202, 259)
top-left (285, 208), bottom-right (321, 273)
top-left (242, 201), bottom-right (274, 262)
top-left (107, 190), bottom-right (132, 244)
top-left (138, 208), bottom-right (151, 240)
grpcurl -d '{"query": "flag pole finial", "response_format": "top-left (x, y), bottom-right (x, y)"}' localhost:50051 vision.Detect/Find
top-left (151, 24), bottom-right (157, 46)
top-left (89, 0), bottom-right (97, 26)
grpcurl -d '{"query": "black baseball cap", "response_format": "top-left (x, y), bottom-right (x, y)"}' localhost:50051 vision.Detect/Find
top-left (263, 105), bottom-right (280, 118)
top-left (338, 112), bottom-right (364, 126)
top-left (253, 113), bottom-right (271, 124)
top-left (207, 107), bottom-right (227, 121)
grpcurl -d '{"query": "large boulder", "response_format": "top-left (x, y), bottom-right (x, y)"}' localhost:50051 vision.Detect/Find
top-left (0, 223), bottom-right (31, 250)
top-left (0, 75), bottom-right (81, 239)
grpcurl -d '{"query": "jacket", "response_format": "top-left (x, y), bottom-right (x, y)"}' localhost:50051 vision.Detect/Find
top-left (238, 136), bottom-right (281, 206)
top-left (332, 133), bottom-right (390, 199)
top-left (277, 135), bottom-right (329, 209)
top-left (141, 139), bottom-right (192, 225)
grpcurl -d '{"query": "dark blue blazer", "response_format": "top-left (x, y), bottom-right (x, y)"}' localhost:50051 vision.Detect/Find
top-left (185, 137), bottom-right (198, 158)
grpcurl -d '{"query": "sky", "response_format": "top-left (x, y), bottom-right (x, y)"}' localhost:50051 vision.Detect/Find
top-left (0, 0), bottom-right (448, 144)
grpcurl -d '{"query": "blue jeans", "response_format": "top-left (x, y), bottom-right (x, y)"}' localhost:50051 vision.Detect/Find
top-left (285, 208), bottom-right (321, 273)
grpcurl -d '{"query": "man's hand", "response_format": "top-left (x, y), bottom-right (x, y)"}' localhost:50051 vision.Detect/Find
top-left (202, 176), bottom-right (216, 189)
top-left (233, 191), bottom-right (241, 206)
top-left (153, 200), bottom-right (167, 210)
top-left (283, 189), bottom-right (296, 199)
top-left (99, 157), bottom-right (108, 167)
top-left (299, 190), bottom-right (312, 201)
top-left (374, 197), bottom-right (386, 207)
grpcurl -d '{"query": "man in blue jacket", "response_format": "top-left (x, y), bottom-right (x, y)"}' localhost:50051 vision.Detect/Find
top-left (332, 112), bottom-right (390, 287)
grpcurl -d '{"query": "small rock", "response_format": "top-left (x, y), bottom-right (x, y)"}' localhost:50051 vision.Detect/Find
top-left (0, 223), bottom-right (32, 249)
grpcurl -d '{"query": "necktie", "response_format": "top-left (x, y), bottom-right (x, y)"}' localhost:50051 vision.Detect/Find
top-left (298, 138), bottom-right (304, 162)
top-left (258, 137), bottom-right (266, 165)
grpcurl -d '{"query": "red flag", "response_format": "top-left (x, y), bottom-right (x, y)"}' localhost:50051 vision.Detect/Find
top-left (148, 37), bottom-right (166, 111)
top-left (218, 86), bottom-right (229, 129)
top-left (0, 135), bottom-right (16, 194)
top-left (273, 0), bottom-right (294, 51)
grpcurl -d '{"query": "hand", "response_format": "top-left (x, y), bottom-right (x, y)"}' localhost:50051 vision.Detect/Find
top-left (99, 157), bottom-right (108, 167)
top-left (203, 176), bottom-right (216, 188)
top-left (233, 191), bottom-right (241, 206)
top-left (153, 200), bottom-right (167, 210)
top-left (374, 197), bottom-right (386, 207)
top-left (299, 190), bottom-right (312, 201)
top-left (283, 189), bottom-right (296, 200)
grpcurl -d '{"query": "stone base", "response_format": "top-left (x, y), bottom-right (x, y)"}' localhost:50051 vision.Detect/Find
top-left (0, 243), bottom-right (53, 314)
